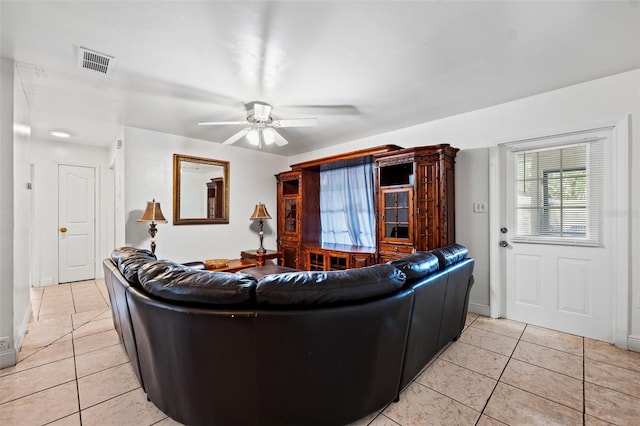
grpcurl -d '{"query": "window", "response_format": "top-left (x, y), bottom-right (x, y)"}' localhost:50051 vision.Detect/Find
top-left (319, 163), bottom-right (376, 247)
top-left (512, 141), bottom-right (604, 246)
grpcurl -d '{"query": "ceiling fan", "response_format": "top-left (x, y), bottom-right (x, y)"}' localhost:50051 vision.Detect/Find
top-left (198, 101), bottom-right (317, 147)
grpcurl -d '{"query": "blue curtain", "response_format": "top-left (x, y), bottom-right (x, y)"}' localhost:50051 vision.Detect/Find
top-left (319, 163), bottom-right (376, 248)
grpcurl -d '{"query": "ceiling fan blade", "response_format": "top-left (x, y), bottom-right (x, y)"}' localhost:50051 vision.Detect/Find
top-left (277, 105), bottom-right (359, 116)
top-left (223, 128), bottom-right (251, 145)
top-left (198, 121), bottom-right (246, 126)
top-left (272, 118), bottom-right (317, 128)
top-left (273, 130), bottom-right (289, 147)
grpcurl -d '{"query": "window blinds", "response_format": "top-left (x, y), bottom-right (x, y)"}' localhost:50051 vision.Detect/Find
top-left (512, 139), bottom-right (604, 246)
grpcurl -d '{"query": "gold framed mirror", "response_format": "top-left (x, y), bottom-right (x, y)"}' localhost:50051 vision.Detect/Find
top-left (173, 154), bottom-right (230, 225)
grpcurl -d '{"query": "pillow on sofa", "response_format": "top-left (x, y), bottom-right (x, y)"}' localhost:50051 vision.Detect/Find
top-left (430, 244), bottom-right (468, 269)
top-left (138, 261), bottom-right (258, 306)
top-left (256, 263), bottom-right (406, 306)
top-left (390, 251), bottom-right (439, 283)
top-left (111, 247), bottom-right (157, 287)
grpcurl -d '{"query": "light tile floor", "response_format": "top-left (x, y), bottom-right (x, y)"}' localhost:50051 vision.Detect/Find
top-left (1, 279), bottom-right (640, 425)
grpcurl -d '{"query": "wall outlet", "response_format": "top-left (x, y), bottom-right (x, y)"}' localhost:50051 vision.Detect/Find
top-left (473, 202), bottom-right (487, 213)
top-left (0, 337), bottom-right (10, 351)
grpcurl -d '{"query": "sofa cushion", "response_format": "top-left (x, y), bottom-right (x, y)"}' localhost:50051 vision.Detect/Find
top-left (390, 252), bottom-right (439, 283)
top-left (138, 261), bottom-right (258, 306)
top-left (111, 247), bottom-right (157, 287)
top-left (256, 263), bottom-right (406, 306)
top-left (430, 244), bottom-right (468, 269)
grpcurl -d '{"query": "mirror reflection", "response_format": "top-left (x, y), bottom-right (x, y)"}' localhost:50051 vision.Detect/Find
top-left (173, 154), bottom-right (229, 224)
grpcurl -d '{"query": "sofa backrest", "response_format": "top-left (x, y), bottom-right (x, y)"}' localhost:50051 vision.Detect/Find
top-left (389, 244), bottom-right (469, 285)
top-left (110, 247), bottom-right (157, 288)
top-left (390, 251), bottom-right (439, 284)
top-left (255, 263), bottom-right (406, 306)
top-left (137, 260), bottom-right (258, 306)
top-left (430, 243), bottom-right (469, 269)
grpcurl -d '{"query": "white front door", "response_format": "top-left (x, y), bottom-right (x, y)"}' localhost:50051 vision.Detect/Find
top-left (58, 164), bottom-right (95, 283)
top-left (499, 128), bottom-right (615, 342)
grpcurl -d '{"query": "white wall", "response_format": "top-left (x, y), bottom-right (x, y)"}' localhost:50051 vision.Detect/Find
top-left (0, 58), bottom-right (16, 367)
top-left (288, 69), bottom-right (640, 338)
top-left (0, 58), bottom-right (32, 368)
top-left (30, 139), bottom-right (111, 285)
top-left (108, 132), bottom-right (126, 248)
top-left (12, 59), bottom-right (31, 354)
top-left (123, 127), bottom-right (289, 263)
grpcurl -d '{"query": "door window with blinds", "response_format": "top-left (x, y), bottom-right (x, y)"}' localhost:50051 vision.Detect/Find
top-left (511, 139), bottom-right (604, 246)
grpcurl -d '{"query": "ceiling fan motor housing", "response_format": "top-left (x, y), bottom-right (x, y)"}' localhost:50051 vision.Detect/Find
top-left (247, 102), bottom-right (272, 123)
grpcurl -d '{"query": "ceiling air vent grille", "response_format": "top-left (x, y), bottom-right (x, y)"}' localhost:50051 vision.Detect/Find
top-left (77, 47), bottom-right (115, 74)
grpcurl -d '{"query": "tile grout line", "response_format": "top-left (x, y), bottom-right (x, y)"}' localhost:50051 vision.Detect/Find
top-left (473, 322), bottom-right (527, 425)
top-left (76, 359), bottom-right (130, 381)
top-left (582, 336), bottom-right (586, 426)
top-left (492, 327), bottom-right (588, 416)
top-left (70, 284), bottom-right (79, 318)
top-left (0, 377), bottom-right (77, 407)
top-left (69, 291), bottom-right (83, 426)
top-left (94, 279), bottom-right (111, 307)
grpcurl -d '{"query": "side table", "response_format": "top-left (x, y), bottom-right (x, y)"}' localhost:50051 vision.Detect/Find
top-left (240, 249), bottom-right (283, 267)
top-left (204, 258), bottom-right (257, 273)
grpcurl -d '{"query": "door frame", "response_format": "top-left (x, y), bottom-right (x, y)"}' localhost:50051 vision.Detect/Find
top-left (56, 162), bottom-right (100, 284)
top-left (489, 116), bottom-right (630, 348)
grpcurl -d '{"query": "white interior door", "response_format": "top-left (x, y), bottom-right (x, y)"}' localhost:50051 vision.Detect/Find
top-left (58, 164), bottom-right (95, 283)
top-left (500, 128), bottom-right (615, 342)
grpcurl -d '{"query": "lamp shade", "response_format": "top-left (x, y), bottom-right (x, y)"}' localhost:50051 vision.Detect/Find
top-left (138, 199), bottom-right (168, 223)
top-left (250, 202), bottom-right (271, 220)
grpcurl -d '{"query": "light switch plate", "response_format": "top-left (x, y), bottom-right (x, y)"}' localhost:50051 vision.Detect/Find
top-left (473, 202), bottom-right (487, 213)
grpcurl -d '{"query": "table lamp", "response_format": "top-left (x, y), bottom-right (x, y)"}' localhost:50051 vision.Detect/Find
top-left (250, 202), bottom-right (271, 254)
top-left (137, 198), bottom-right (167, 254)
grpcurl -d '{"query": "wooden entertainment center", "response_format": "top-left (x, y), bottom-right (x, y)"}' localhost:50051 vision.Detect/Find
top-left (275, 144), bottom-right (458, 270)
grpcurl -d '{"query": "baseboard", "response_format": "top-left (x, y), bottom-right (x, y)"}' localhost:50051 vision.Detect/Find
top-left (14, 304), bottom-right (32, 354)
top-left (0, 347), bottom-right (17, 369)
top-left (39, 277), bottom-right (53, 286)
top-left (468, 302), bottom-right (490, 317)
top-left (628, 335), bottom-right (640, 353)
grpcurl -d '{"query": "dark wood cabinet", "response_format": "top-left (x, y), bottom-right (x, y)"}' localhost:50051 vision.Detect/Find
top-left (275, 144), bottom-right (456, 269)
top-left (275, 170), bottom-right (319, 269)
top-left (375, 145), bottom-right (458, 261)
top-left (303, 243), bottom-right (375, 271)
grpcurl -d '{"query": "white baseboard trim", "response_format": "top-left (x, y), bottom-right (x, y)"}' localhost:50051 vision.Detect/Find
top-left (0, 348), bottom-right (17, 369)
top-left (39, 277), bottom-right (53, 286)
top-left (468, 302), bottom-right (491, 317)
top-left (628, 335), bottom-right (640, 353)
top-left (14, 304), bottom-right (32, 354)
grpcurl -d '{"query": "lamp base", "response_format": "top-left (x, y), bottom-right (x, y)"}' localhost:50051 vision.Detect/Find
top-left (257, 220), bottom-right (266, 254)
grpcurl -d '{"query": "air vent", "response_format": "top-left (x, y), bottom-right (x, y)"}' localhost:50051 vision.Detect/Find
top-left (77, 47), bottom-right (115, 74)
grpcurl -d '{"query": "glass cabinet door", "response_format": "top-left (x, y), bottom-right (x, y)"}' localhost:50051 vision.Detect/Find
top-left (284, 197), bottom-right (298, 233)
top-left (382, 188), bottom-right (413, 242)
top-left (328, 254), bottom-right (348, 271)
top-left (308, 251), bottom-right (324, 271)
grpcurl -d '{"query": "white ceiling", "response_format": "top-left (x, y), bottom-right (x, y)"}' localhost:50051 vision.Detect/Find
top-left (1, 1), bottom-right (638, 156)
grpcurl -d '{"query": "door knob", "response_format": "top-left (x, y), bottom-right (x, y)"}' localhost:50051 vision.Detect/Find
top-left (59, 227), bottom-right (67, 233)
top-left (499, 240), bottom-right (508, 248)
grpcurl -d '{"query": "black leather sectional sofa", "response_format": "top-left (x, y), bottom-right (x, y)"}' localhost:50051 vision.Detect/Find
top-left (103, 244), bottom-right (474, 426)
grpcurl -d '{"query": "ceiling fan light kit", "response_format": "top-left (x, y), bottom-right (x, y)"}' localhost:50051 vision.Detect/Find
top-left (199, 101), bottom-right (318, 149)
